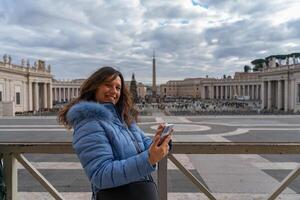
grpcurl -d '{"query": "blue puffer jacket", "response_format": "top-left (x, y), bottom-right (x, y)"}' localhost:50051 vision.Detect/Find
top-left (66, 101), bottom-right (156, 192)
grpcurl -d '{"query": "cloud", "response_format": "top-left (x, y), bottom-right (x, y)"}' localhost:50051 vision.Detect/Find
top-left (0, 0), bottom-right (299, 84)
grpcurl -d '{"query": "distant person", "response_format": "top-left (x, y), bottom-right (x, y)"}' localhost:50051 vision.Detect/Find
top-left (58, 66), bottom-right (172, 200)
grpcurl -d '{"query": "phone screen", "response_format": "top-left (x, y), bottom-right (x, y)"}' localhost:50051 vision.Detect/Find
top-left (161, 124), bottom-right (174, 137)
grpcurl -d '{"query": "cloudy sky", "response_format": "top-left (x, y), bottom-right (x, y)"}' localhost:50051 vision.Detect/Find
top-left (0, 0), bottom-right (300, 84)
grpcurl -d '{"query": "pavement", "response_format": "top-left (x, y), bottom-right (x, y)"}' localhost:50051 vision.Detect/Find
top-left (1, 113), bottom-right (300, 200)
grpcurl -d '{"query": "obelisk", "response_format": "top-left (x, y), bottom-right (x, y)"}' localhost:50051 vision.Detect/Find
top-left (152, 50), bottom-right (157, 102)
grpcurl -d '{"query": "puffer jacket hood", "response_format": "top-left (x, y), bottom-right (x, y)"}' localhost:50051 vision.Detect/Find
top-left (66, 101), bottom-right (121, 127)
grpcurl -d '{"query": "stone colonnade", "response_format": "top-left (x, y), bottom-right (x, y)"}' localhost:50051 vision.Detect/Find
top-left (28, 81), bottom-right (52, 111)
top-left (261, 79), bottom-right (291, 111)
top-left (52, 86), bottom-right (80, 103)
top-left (202, 84), bottom-right (261, 101)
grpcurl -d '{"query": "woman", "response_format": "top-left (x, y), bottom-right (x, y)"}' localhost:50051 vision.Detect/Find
top-left (58, 66), bottom-right (172, 200)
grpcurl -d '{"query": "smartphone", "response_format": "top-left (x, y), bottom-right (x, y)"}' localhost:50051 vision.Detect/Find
top-left (161, 123), bottom-right (174, 137)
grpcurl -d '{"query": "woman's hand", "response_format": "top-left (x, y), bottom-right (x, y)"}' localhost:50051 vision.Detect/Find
top-left (148, 123), bottom-right (173, 165)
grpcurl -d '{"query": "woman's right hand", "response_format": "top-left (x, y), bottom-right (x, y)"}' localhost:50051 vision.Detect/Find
top-left (148, 124), bottom-right (172, 165)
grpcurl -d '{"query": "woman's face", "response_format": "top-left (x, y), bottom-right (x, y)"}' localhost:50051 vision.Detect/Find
top-left (95, 75), bottom-right (122, 105)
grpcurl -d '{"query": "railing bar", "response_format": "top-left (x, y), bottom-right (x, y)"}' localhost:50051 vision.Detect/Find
top-left (168, 154), bottom-right (217, 200)
top-left (14, 154), bottom-right (65, 200)
top-left (267, 165), bottom-right (300, 200)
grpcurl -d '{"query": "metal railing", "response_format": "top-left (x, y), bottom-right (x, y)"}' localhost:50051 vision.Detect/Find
top-left (0, 142), bottom-right (300, 200)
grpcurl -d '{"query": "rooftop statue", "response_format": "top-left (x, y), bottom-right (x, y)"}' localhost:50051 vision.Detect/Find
top-left (8, 55), bottom-right (11, 65)
top-left (3, 54), bottom-right (7, 64)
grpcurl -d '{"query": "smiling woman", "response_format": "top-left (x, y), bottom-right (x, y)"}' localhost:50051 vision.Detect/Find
top-left (57, 66), bottom-right (172, 200)
top-left (95, 76), bottom-right (121, 105)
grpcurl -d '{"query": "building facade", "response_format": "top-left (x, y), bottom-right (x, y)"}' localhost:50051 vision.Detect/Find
top-left (160, 56), bottom-right (300, 112)
top-left (0, 56), bottom-right (53, 115)
top-left (1, 54), bottom-right (300, 115)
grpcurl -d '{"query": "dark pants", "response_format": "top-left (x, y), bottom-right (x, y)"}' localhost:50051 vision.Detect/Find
top-left (96, 181), bottom-right (159, 200)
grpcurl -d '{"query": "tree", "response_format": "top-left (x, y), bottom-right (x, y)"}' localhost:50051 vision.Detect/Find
top-left (244, 65), bottom-right (251, 72)
top-left (130, 73), bottom-right (139, 103)
top-left (251, 59), bottom-right (265, 71)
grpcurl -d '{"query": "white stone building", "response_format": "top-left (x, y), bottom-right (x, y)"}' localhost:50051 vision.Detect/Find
top-left (2, 53), bottom-right (300, 115)
top-left (0, 56), bottom-right (53, 115)
top-left (161, 54), bottom-right (300, 112)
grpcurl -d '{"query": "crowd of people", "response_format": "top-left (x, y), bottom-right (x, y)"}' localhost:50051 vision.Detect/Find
top-left (136, 99), bottom-right (262, 115)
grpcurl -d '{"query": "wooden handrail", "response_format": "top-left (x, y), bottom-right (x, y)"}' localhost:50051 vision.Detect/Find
top-left (1, 142), bottom-right (300, 200)
top-left (1, 142), bottom-right (300, 154)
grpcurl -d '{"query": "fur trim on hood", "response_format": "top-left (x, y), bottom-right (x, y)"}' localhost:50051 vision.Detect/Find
top-left (66, 101), bottom-right (119, 127)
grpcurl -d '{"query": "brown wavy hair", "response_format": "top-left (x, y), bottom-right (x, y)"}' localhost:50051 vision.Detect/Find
top-left (57, 66), bottom-right (138, 129)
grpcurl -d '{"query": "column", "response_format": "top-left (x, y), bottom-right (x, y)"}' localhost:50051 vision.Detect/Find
top-left (23, 81), bottom-right (27, 111)
top-left (48, 83), bottom-right (53, 109)
top-left (34, 82), bottom-right (39, 111)
top-left (5, 79), bottom-right (9, 101)
top-left (28, 81), bottom-right (33, 111)
top-left (233, 85), bottom-right (236, 99)
top-left (277, 80), bottom-right (282, 110)
top-left (220, 86), bottom-right (223, 99)
top-left (267, 81), bottom-right (272, 110)
top-left (284, 79), bottom-right (288, 111)
top-left (256, 85), bottom-right (260, 100)
top-left (71, 88), bottom-right (74, 99)
top-left (3, 78), bottom-right (6, 101)
top-left (55, 88), bottom-right (58, 102)
top-left (291, 80), bottom-right (295, 111)
top-left (66, 88), bottom-right (69, 102)
top-left (216, 86), bottom-right (219, 99)
top-left (261, 82), bottom-right (266, 109)
top-left (75, 86), bottom-right (78, 98)
top-left (62, 88), bottom-right (65, 102)
top-left (52, 88), bottom-right (55, 102)
top-left (232, 85), bottom-right (235, 98)
top-left (43, 83), bottom-right (47, 109)
top-left (251, 85), bottom-right (255, 100)
top-left (69, 88), bottom-right (71, 99)
top-left (68, 88), bottom-right (71, 101)
top-left (201, 86), bottom-right (205, 99)
top-left (58, 88), bottom-right (61, 103)
top-left (9, 80), bottom-right (13, 101)
top-left (225, 85), bottom-right (228, 99)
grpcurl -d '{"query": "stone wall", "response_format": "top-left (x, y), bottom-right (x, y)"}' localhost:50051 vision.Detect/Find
top-left (0, 101), bottom-right (15, 116)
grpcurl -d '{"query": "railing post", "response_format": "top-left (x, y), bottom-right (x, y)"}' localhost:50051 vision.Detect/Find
top-left (158, 157), bottom-right (168, 200)
top-left (3, 153), bottom-right (17, 200)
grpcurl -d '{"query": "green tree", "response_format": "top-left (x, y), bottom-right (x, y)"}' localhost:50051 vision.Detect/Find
top-left (251, 59), bottom-right (265, 71)
top-left (130, 73), bottom-right (139, 103)
top-left (244, 65), bottom-right (251, 72)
